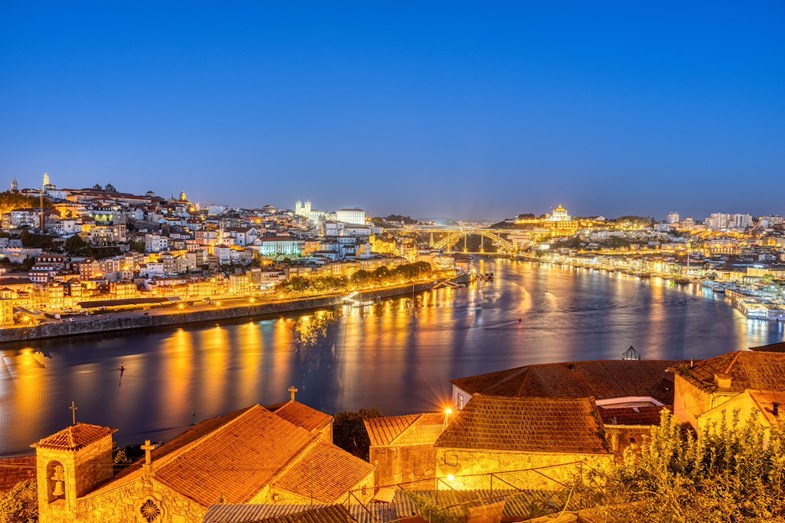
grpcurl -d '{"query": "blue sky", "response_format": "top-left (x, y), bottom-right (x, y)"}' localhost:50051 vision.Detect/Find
top-left (1, 2), bottom-right (783, 220)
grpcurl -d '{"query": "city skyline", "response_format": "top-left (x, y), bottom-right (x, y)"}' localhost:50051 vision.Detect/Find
top-left (2, 2), bottom-right (784, 219)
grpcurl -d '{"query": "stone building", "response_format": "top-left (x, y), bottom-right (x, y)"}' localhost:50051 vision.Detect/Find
top-left (32, 401), bottom-right (374, 523)
top-left (434, 395), bottom-right (613, 490)
top-left (672, 350), bottom-right (785, 430)
top-left (366, 395), bottom-right (614, 491)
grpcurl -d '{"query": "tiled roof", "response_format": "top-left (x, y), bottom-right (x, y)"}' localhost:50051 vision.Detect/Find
top-left (31, 423), bottom-right (116, 451)
top-left (676, 351), bottom-right (785, 392)
top-left (750, 341), bottom-right (785, 353)
top-left (364, 413), bottom-right (444, 447)
top-left (273, 401), bottom-right (332, 432)
top-left (255, 505), bottom-right (355, 523)
top-left (203, 504), bottom-right (355, 523)
top-left (749, 391), bottom-right (785, 428)
top-left (599, 406), bottom-right (664, 426)
top-left (391, 489), bottom-right (581, 522)
top-left (203, 504), bottom-right (328, 523)
top-left (155, 405), bottom-right (315, 506)
top-left (364, 414), bottom-right (419, 446)
top-left (111, 406), bottom-right (254, 482)
top-left (451, 360), bottom-right (682, 405)
top-left (274, 441), bottom-right (373, 504)
top-left (435, 395), bottom-right (610, 454)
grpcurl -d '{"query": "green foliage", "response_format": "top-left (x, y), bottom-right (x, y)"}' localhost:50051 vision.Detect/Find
top-left (0, 479), bottom-right (38, 523)
top-left (276, 262), bottom-right (433, 295)
top-left (63, 235), bottom-right (89, 256)
top-left (0, 191), bottom-right (52, 215)
top-left (20, 231), bottom-right (55, 250)
top-left (581, 409), bottom-right (785, 522)
top-left (333, 408), bottom-right (384, 460)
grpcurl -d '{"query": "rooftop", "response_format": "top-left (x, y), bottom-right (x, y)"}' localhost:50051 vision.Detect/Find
top-left (675, 351), bottom-right (785, 393)
top-left (435, 395), bottom-right (610, 454)
top-left (31, 423), bottom-right (116, 451)
top-left (451, 359), bottom-right (681, 405)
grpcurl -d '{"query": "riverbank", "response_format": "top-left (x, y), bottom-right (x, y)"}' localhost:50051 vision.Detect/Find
top-left (0, 273), bottom-right (471, 344)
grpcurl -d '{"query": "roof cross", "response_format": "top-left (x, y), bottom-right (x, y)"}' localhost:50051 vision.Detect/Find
top-left (288, 386), bottom-right (298, 402)
top-left (69, 401), bottom-right (78, 425)
top-left (141, 440), bottom-right (155, 465)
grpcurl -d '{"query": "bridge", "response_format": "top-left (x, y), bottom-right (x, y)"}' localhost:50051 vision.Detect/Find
top-left (396, 227), bottom-right (524, 254)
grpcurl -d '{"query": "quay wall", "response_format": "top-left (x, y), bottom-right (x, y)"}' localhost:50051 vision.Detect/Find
top-left (0, 274), bottom-right (469, 344)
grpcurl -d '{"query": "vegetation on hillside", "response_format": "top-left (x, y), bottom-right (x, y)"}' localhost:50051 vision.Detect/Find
top-left (0, 191), bottom-right (52, 216)
top-left (578, 409), bottom-right (785, 522)
top-left (0, 479), bottom-right (38, 523)
top-left (276, 261), bottom-right (434, 294)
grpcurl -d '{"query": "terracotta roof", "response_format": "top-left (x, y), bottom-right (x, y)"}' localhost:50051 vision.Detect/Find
top-left (154, 405), bottom-right (315, 506)
top-left (748, 391), bottom-right (785, 428)
top-left (676, 351), bottom-right (785, 392)
top-left (203, 504), bottom-right (329, 523)
top-left (750, 341), bottom-right (785, 353)
top-left (451, 360), bottom-right (682, 405)
top-left (31, 423), bottom-right (116, 451)
top-left (274, 441), bottom-right (373, 504)
top-left (435, 395), bottom-right (610, 454)
top-left (111, 406), bottom-right (254, 482)
top-left (599, 406), bottom-right (664, 426)
top-left (364, 413), bottom-right (444, 447)
top-left (273, 401), bottom-right (333, 432)
top-left (256, 505), bottom-right (355, 523)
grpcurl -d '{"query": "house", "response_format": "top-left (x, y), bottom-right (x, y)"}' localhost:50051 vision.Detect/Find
top-left (449, 359), bottom-right (680, 412)
top-left (32, 400), bottom-right (374, 523)
top-left (672, 350), bottom-right (785, 429)
top-left (365, 395), bottom-right (613, 491)
top-left (434, 395), bottom-right (612, 490)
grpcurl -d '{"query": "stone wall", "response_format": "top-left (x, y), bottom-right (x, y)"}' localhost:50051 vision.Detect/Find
top-left (673, 374), bottom-right (712, 429)
top-left (76, 475), bottom-right (207, 523)
top-left (435, 448), bottom-right (613, 491)
top-left (0, 274), bottom-right (469, 344)
top-left (369, 445), bottom-right (436, 489)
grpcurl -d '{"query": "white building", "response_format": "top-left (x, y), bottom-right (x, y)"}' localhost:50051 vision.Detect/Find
top-left (145, 234), bottom-right (169, 253)
top-left (546, 205), bottom-right (571, 222)
top-left (667, 212), bottom-right (680, 225)
top-left (336, 208), bottom-right (366, 225)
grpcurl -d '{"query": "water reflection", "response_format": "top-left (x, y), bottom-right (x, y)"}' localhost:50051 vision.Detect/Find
top-left (1, 260), bottom-right (783, 455)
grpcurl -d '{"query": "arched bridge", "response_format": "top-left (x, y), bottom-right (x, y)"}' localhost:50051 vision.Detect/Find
top-left (432, 229), bottom-right (517, 253)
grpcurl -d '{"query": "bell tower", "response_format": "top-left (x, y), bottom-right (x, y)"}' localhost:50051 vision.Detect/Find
top-left (31, 423), bottom-right (117, 523)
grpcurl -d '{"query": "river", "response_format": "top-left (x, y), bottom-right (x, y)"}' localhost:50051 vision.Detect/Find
top-left (1, 259), bottom-right (783, 455)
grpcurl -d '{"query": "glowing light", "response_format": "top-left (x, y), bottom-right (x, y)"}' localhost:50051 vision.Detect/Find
top-left (444, 407), bottom-right (453, 416)
top-left (447, 474), bottom-right (455, 481)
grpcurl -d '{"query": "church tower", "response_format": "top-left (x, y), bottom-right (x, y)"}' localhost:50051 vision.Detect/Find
top-left (31, 423), bottom-right (117, 523)
top-left (10, 177), bottom-right (18, 192)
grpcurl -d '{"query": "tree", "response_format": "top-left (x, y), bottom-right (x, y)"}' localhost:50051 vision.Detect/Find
top-left (0, 479), bottom-right (38, 523)
top-left (64, 235), bottom-right (89, 256)
top-left (332, 408), bottom-right (384, 460)
top-left (579, 409), bottom-right (785, 522)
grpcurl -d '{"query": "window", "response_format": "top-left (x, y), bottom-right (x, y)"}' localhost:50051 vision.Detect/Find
top-left (457, 394), bottom-right (464, 410)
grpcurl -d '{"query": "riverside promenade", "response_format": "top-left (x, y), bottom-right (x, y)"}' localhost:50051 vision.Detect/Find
top-left (0, 273), bottom-right (471, 344)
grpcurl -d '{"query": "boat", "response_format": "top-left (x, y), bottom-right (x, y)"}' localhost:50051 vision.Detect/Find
top-left (713, 286), bottom-right (725, 294)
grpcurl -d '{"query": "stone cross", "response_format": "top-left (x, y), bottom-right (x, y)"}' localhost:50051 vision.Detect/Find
top-left (288, 386), bottom-right (298, 402)
top-left (69, 401), bottom-right (78, 425)
top-left (141, 440), bottom-right (155, 465)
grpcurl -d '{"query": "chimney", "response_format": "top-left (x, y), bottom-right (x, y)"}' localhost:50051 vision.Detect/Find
top-left (714, 373), bottom-right (732, 391)
top-left (774, 402), bottom-right (780, 417)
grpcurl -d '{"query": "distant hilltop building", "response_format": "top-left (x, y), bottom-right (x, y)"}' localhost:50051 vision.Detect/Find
top-left (546, 204), bottom-right (571, 222)
top-left (295, 199), bottom-right (366, 225)
top-left (704, 212), bottom-right (753, 231)
top-left (667, 212), bottom-right (680, 224)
